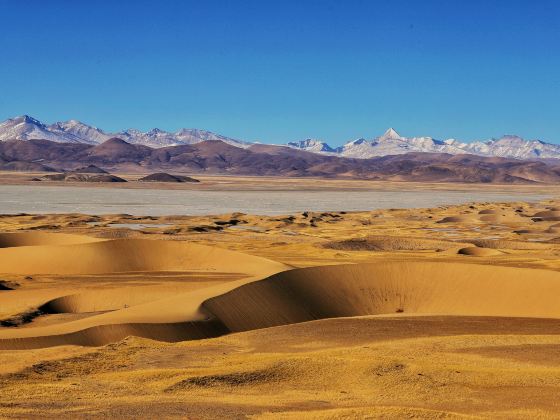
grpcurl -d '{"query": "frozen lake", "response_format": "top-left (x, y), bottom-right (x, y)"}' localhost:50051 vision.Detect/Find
top-left (0, 185), bottom-right (549, 216)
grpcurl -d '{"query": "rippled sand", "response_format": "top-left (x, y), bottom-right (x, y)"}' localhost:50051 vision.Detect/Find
top-left (2, 190), bottom-right (560, 418)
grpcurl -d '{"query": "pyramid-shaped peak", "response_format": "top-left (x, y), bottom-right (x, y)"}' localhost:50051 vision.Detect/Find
top-left (382, 127), bottom-right (401, 139)
top-left (147, 128), bottom-right (167, 135)
top-left (14, 115), bottom-right (43, 126)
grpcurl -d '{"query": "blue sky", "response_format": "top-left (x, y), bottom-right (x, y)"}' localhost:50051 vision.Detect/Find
top-left (0, 0), bottom-right (558, 145)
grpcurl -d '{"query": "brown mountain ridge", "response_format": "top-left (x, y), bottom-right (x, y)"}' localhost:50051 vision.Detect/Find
top-left (2, 137), bottom-right (560, 183)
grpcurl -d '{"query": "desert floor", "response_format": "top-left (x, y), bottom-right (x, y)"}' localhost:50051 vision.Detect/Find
top-left (5, 170), bottom-right (560, 192)
top-left (2, 180), bottom-right (560, 418)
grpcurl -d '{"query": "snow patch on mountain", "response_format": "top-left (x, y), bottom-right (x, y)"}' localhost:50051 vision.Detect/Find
top-left (287, 128), bottom-right (560, 160)
top-left (0, 115), bottom-right (91, 144)
top-left (1, 116), bottom-right (559, 160)
top-left (0, 115), bottom-right (248, 149)
top-left (286, 138), bottom-right (340, 153)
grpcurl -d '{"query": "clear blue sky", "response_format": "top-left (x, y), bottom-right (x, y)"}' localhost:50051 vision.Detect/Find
top-left (0, 0), bottom-right (558, 145)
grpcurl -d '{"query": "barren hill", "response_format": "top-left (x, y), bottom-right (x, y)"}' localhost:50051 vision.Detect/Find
top-left (2, 138), bottom-right (560, 183)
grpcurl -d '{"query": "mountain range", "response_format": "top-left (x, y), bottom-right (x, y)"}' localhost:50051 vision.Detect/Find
top-left (1, 115), bottom-right (559, 160)
top-left (0, 115), bottom-right (249, 148)
top-left (288, 128), bottom-right (560, 160)
top-left (2, 137), bottom-right (560, 184)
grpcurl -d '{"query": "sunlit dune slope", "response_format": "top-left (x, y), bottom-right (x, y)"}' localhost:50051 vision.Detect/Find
top-left (203, 262), bottom-right (560, 332)
top-left (457, 246), bottom-right (503, 256)
top-left (4, 228), bottom-right (560, 352)
top-left (0, 233), bottom-right (290, 349)
top-left (4, 260), bottom-right (560, 349)
top-left (0, 235), bottom-right (287, 275)
top-left (0, 231), bottom-right (103, 248)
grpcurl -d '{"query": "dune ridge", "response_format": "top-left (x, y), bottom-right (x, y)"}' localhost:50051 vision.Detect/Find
top-left (202, 262), bottom-right (560, 332)
top-left (4, 260), bottom-right (560, 349)
top-left (0, 231), bottom-right (103, 248)
top-left (0, 320), bottom-right (228, 350)
top-left (0, 234), bottom-right (287, 275)
top-left (323, 235), bottom-right (469, 251)
top-left (5, 200), bottom-right (560, 417)
top-left (457, 246), bottom-right (503, 256)
top-left (0, 232), bottom-right (289, 349)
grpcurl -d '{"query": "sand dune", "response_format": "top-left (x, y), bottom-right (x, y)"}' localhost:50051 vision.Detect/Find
top-left (0, 321), bottom-right (227, 350)
top-left (470, 238), bottom-right (553, 250)
top-left (0, 231), bottom-right (103, 248)
top-left (0, 233), bottom-right (289, 349)
top-left (41, 286), bottom-right (204, 314)
top-left (5, 256), bottom-right (560, 349)
top-left (323, 236), bottom-right (468, 251)
top-left (457, 246), bottom-right (503, 256)
top-left (203, 262), bottom-right (560, 333)
top-left (534, 210), bottom-right (560, 218)
top-left (478, 213), bottom-right (526, 223)
top-left (6, 260), bottom-right (560, 349)
top-left (4, 200), bottom-right (560, 417)
top-left (533, 210), bottom-right (560, 221)
top-left (0, 280), bottom-right (243, 349)
top-left (478, 209), bottom-right (503, 214)
top-left (0, 236), bottom-right (287, 275)
top-left (437, 209), bottom-right (528, 225)
top-left (437, 215), bottom-right (481, 223)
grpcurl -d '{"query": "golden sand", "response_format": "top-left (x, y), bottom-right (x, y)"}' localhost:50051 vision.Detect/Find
top-left (2, 190), bottom-right (560, 418)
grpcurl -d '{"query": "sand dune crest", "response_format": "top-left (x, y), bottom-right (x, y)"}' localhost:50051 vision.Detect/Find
top-left (0, 232), bottom-right (103, 248)
top-left (0, 236), bottom-right (287, 275)
top-left (457, 246), bottom-right (503, 256)
top-left (203, 262), bottom-right (560, 332)
top-left (4, 261), bottom-right (560, 349)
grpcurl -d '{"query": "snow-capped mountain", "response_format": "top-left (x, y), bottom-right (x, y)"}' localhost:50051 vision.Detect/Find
top-left (48, 120), bottom-right (111, 144)
top-left (0, 115), bottom-right (95, 144)
top-left (339, 128), bottom-right (468, 158)
top-left (117, 128), bottom-right (185, 147)
top-left (0, 115), bottom-right (248, 148)
top-left (458, 135), bottom-right (560, 159)
top-left (286, 138), bottom-right (340, 154)
top-left (288, 128), bottom-right (560, 160)
top-left (1, 115), bottom-right (559, 160)
top-left (288, 129), bottom-right (467, 158)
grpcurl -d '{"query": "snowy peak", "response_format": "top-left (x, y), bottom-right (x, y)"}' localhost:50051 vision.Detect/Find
top-left (0, 115), bottom-right (46, 128)
top-left (17, 115), bottom-right (45, 126)
top-left (460, 135), bottom-right (558, 159)
top-left (286, 138), bottom-right (338, 153)
top-left (173, 128), bottom-right (250, 147)
top-left (288, 131), bottom-right (560, 160)
top-left (347, 138), bottom-right (368, 145)
top-left (379, 127), bottom-right (402, 140)
top-left (0, 115), bottom-right (84, 143)
top-left (1, 115), bottom-right (559, 160)
top-left (48, 120), bottom-right (110, 144)
top-left (0, 116), bottom-right (247, 149)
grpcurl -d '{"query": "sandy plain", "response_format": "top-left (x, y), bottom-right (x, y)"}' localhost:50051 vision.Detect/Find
top-left (2, 176), bottom-right (560, 418)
